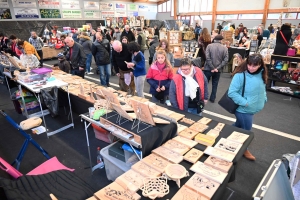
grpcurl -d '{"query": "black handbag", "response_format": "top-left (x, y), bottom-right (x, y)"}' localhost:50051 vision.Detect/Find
top-left (218, 72), bottom-right (246, 114)
top-left (154, 90), bottom-right (165, 101)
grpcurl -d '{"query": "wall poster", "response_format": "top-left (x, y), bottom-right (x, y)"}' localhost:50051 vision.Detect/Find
top-left (0, 9), bottom-right (12, 19)
top-left (0, 0), bottom-right (9, 8)
top-left (101, 11), bottom-right (115, 18)
top-left (12, 0), bottom-right (37, 7)
top-left (61, 0), bottom-right (80, 9)
top-left (14, 8), bottom-right (39, 18)
top-left (99, 3), bottom-right (114, 11)
top-left (40, 9), bottom-right (61, 18)
top-left (115, 11), bottom-right (127, 17)
top-left (62, 10), bottom-right (82, 18)
top-left (115, 3), bottom-right (126, 11)
top-left (84, 1), bottom-right (100, 10)
top-left (38, 0), bottom-right (60, 9)
top-left (127, 11), bottom-right (138, 17)
top-left (84, 10), bottom-right (100, 18)
top-left (128, 4), bottom-right (138, 11)
top-left (138, 5), bottom-right (149, 12)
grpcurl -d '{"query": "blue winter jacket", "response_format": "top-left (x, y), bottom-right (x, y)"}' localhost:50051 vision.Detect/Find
top-left (228, 71), bottom-right (267, 114)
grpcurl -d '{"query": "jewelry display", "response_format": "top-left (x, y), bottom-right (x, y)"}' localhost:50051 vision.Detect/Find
top-left (115, 169), bottom-right (145, 193)
top-left (178, 128), bottom-right (199, 140)
top-left (204, 156), bottom-right (233, 173)
top-left (204, 146), bottom-right (235, 162)
top-left (184, 148), bottom-right (204, 164)
top-left (162, 140), bottom-right (190, 155)
top-left (197, 117), bottom-right (212, 125)
top-left (171, 185), bottom-right (209, 200)
top-left (152, 146), bottom-right (184, 164)
top-left (194, 133), bottom-right (215, 146)
top-left (141, 154), bottom-right (171, 173)
top-left (140, 176), bottom-right (169, 200)
top-left (131, 161), bottom-right (161, 177)
top-left (206, 129), bottom-right (220, 139)
top-left (180, 118), bottom-right (195, 125)
top-left (214, 138), bottom-right (242, 155)
top-left (227, 131), bottom-right (249, 144)
top-left (172, 136), bottom-right (198, 148)
top-left (177, 124), bottom-right (188, 133)
top-left (214, 123), bottom-right (225, 132)
top-left (189, 123), bottom-right (209, 133)
top-left (190, 161), bottom-right (228, 184)
top-left (163, 164), bottom-right (189, 188)
top-left (185, 173), bottom-right (220, 199)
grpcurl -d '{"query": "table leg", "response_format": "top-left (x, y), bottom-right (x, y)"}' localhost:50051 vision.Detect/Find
top-left (4, 75), bottom-right (12, 97)
top-left (84, 120), bottom-right (93, 173)
top-left (66, 86), bottom-right (74, 128)
top-left (37, 93), bottom-right (48, 133)
top-left (18, 85), bottom-right (29, 118)
top-left (129, 143), bottom-right (142, 160)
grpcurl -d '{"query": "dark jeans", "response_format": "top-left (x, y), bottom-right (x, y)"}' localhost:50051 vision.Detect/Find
top-left (37, 49), bottom-right (43, 66)
top-left (71, 68), bottom-right (85, 78)
top-left (232, 111), bottom-right (254, 131)
top-left (203, 71), bottom-right (221, 101)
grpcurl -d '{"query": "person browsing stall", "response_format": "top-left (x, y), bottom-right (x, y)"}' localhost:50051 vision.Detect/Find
top-left (152, 39), bottom-right (174, 67)
top-left (53, 53), bottom-right (70, 73)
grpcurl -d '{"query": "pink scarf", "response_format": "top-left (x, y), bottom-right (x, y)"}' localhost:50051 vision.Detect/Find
top-left (156, 62), bottom-right (165, 72)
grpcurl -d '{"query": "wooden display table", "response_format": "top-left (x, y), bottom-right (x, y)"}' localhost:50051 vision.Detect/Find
top-left (42, 47), bottom-right (62, 60)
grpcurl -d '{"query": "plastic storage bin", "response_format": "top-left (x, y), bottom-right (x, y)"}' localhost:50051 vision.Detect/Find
top-left (100, 142), bottom-right (131, 181)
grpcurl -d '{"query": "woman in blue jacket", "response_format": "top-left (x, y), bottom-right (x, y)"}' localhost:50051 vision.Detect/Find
top-left (228, 54), bottom-right (267, 161)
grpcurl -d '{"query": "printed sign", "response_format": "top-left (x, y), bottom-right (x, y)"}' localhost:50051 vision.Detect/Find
top-left (62, 10), bottom-right (82, 18)
top-left (115, 3), bottom-right (126, 11)
top-left (99, 2), bottom-right (114, 11)
top-left (101, 11), bottom-right (114, 18)
top-left (14, 8), bottom-right (39, 18)
top-left (13, 0), bottom-right (37, 7)
top-left (84, 1), bottom-right (99, 10)
top-left (0, 9), bottom-right (12, 19)
top-left (40, 9), bottom-right (61, 18)
top-left (138, 5), bottom-right (149, 11)
top-left (38, 0), bottom-right (60, 9)
top-left (84, 10), bottom-right (100, 18)
top-left (0, 0), bottom-right (9, 8)
top-left (61, 0), bottom-right (80, 9)
top-left (127, 11), bottom-right (138, 17)
top-left (128, 4), bottom-right (138, 11)
top-left (115, 11), bottom-right (126, 17)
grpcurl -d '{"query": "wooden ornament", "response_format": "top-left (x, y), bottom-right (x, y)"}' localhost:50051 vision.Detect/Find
top-left (185, 173), bottom-right (220, 199)
top-left (131, 161), bottom-right (161, 177)
top-left (183, 148), bottom-right (204, 164)
top-left (152, 146), bottom-right (184, 164)
top-left (130, 99), bottom-right (156, 126)
top-left (204, 156), bottom-right (233, 173)
top-left (204, 146), bottom-right (235, 162)
top-left (171, 185), bottom-right (209, 200)
top-left (163, 164), bottom-right (189, 188)
top-left (177, 124), bottom-right (188, 133)
top-left (180, 118), bottom-right (195, 125)
top-left (227, 131), bottom-right (249, 144)
top-left (115, 169), bottom-right (145, 193)
top-left (172, 136), bottom-right (198, 148)
top-left (214, 123), bottom-right (225, 132)
top-left (194, 133), bottom-right (215, 146)
top-left (206, 129), bottom-right (220, 139)
top-left (189, 123), bottom-right (209, 133)
top-left (178, 128), bottom-right (199, 140)
top-left (190, 161), bottom-right (228, 184)
top-left (141, 154), bottom-right (171, 173)
top-left (140, 176), bottom-right (169, 200)
top-left (214, 138), bottom-right (242, 155)
top-left (162, 140), bottom-right (190, 155)
top-left (197, 117), bottom-right (212, 125)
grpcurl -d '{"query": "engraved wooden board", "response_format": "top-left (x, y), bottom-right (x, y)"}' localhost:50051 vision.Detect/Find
top-left (162, 140), bottom-right (190, 155)
top-left (131, 161), bottom-right (161, 177)
top-left (227, 131), bottom-right (249, 144)
top-left (178, 128), bottom-right (199, 140)
top-left (152, 146), bottom-right (184, 164)
top-left (141, 154), bottom-right (171, 173)
top-left (206, 129), bottom-right (220, 139)
top-left (180, 118), bottom-right (195, 125)
top-left (101, 87), bottom-right (121, 105)
top-left (183, 148), bottom-right (204, 164)
top-left (204, 146), bottom-right (235, 162)
top-left (168, 112), bottom-right (185, 122)
top-left (94, 182), bottom-right (141, 200)
top-left (214, 138), bottom-right (243, 155)
top-left (189, 122), bottom-right (209, 133)
top-left (115, 169), bottom-right (145, 194)
top-left (177, 124), bottom-right (188, 133)
top-left (190, 161), bottom-right (228, 184)
top-left (130, 99), bottom-right (156, 126)
top-left (214, 123), bottom-right (225, 132)
top-left (185, 173), bottom-right (220, 199)
top-left (204, 156), bottom-right (233, 173)
top-left (172, 136), bottom-right (198, 148)
top-left (153, 117), bottom-right (170, 124)
top-left (171, 185), bottom-right (209, 200)
top-left (111, 102), bottom-right (134, 121)
top-left (194, 133), bottom-right (215, 146)
top-left (197, 117), bottom-right (212, 125)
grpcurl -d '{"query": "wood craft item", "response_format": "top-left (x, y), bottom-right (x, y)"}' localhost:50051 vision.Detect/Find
top-left (152, 117), bottom-right (170, 124)
top-left (115, 169), bottom-right (145, 194)
top-left (178, 128), bottom-right (199, 140)
top-left (185, 173), bottom-right (220, 199)
top-left (189, 123), bottom-right (209, 133)
top-left (168, 112), bottom-right (185, 122)
top-left (101, 87), bottom-right (121, 105)
top-left (171, 185), bottom-right (209, 200)
top-left (111, 102), bottom-right (134, 121)
top-left (141, 154), bottom-right (171, 173)
top-left (183, 148), bottom-right (204, 164)
top-left (131, 161), bottom-right (161, 177)
top-left (130, 99), bottom-right (155, 126)
top-left (227, 131), bottom-right (249, 144)
top-left (204, 156), bottom-right (233, 173)
top-left (150, 105), bottom-right (168, 115)
top-left (177, 124), bottom-right (188, 133)
top-left (204, 146), bottom-right (235, 162)
top-left (152, 146), bottom-right (184, 164)
top-left (197, 117), bottom-right (212, 125)
top-left (172, 136), bottom-right (198, 148)
top-left (180, 117), bottom-right (195, 125)
top-left (214, 138), bottom-right (242, 155)
top-left (194, 133), bottom-right (215, 146)
top-left (163, 164), bottom-right (189, 188)
top-left (190, 161), bottom-right (228, 184)
top-left (94, 99), bottom-right (108, 110)
top-left (94, 181), bottom-right (141, 200)
top-left (206, 129), bottom-right (220, 139)
top-left (162, 139), bottom-right (190, 155)
top-left (20, 117), bottom-right (42, 130)
top-left (89, 85), bottom-right (96, 103)
top-left (80, 83), bottom-right (85, 95)
top-left (140, 176), bottom-right (169, 200)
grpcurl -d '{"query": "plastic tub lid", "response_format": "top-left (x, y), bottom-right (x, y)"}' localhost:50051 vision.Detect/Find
top-left (122, 143), bottom-right (141, 155)
top-left (31, 67), bottom-right (52, 74)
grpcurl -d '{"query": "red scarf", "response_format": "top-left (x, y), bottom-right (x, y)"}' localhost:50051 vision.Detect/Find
top-left (156, 61), bottom-right (165, 72)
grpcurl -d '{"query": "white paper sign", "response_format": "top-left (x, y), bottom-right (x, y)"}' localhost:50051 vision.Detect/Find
top-left (99, 2), bottom-right (114, 11)
top-left (115, 11), bottom-right (127, 17)
top-left (115, 3), bottom-right (126, 11)
top-left (61, 0), bottom-right (80, 9)
top-left (84, 10), bottom-right (100, 18)
top-left (0, 0), bottom-right (9, 8)
top-left (13, 0), bottom-right (37, 8)
top-left (84, 1), bottom-right (99, 10)
top-left (62, 10), bottom-right (82, 18)
top-left (101, 11), bottom-right (114, 18)
top-left (14, 8), bottom-right (39, 18)
top-left (38, 0), bottom-right (60, 9)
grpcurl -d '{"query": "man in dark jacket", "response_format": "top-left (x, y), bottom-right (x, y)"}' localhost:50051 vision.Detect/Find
top-left (79, 32), bottom-right (93, 74)
top-left (65, 37), bottom-right (87, 78)
top-left (136, 28), bottom-right (147, 54)
top-left (148, 35), bottom-right (159, 65)
top-left (92, 32), bottom-right (111, 86)
top-left (112, 40), bottom-right (135, 95)
top-left (120, 25), bottom-right (135, 42)
top-left (0, 33), bottom-right (9, 51)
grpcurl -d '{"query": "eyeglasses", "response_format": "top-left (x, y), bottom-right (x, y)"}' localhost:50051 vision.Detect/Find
top-left (181, 68), bottom-right (191, 72)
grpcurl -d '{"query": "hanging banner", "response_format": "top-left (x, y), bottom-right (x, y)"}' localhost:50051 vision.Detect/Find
top-left (38, 0), bottom-right (60, 9)
top-left (61, 0), bottom-right (80, 9)
top-left (101, 11), bottom-right (114, 18)
top-left (62, 10), bottom-right (81, 18)
top-left (99, 3), bottom-right (114, 11)
top-left (84, 10), bottom-right (100, 18)
top-left (128, 4), bottom-right (138, 11)
top-left (14, 8), bottom-right (39, 18)
top-left (127, 11), bottom-right (138, 17)
top-left (0, 0), bottom-right (9, 8)
top-left (115, 3), bottom-right (126, 11)
top-left (115, 11), bottom-right (127, 17)
top-left (0, 9), bottom-right (12, 19)
top-left (84, 1), bottom-right (99, 10)
top-left (40, 9), bottom-right (61, 18)
top-left (13, 0), bottom-right (37, 8)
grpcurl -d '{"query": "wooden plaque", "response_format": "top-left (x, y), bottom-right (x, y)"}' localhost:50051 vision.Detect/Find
top-left (227, 131), bottom-right (249, 144)
top-left (204, 146), bottom-right (235, 162)
top-left (168, 112), bottom-right (185, 122)
top-left (214, 138), bottom-right (242, 155)
top-left (130, 99), bottom-right (155, 126)
top-left (115, 169), bottom-right (145, 193)
top-left (171, 185), bottom-right (209, 200)
top-left (197, 117), bottom-right (212, 125)
top-left (152, 146), bottom-right (183, 164)
top-left (214, 123), bottom-right (225, 132)
top-left (206, 129), bottom-right (220, 139)
top-left (101, 87), bottom-right (121, 105)
top-left (172, 136), bottom-right (198, 148)
top-left (190, 161), bottom-right (228, 184)
top-left (204, 156), bottom-right (233, 173)
top-left (183, 148), bottom-right (204, 164)
top-left (152, 117), bottom-right (170, 124)
top-left (185, 173), bottom-right (220, 199)
top-left (141, 154), bottom-right (171, 173)
top-left (111, 102), bottom-right (134, 121)
top-left (194, 133), bottom-right (215, 146)
top-left (131, 161), bottom-right (161, 177)
top-left (162, 140), bottom-right (190, 155)
top-left (189, 123), bottom-right (209, 133)
top-left (180, 118), bottom-right (195, 125)
top-left (178, 128), bottom-right (199, 140)
top-left (177, 124), bottom-right (188, 133)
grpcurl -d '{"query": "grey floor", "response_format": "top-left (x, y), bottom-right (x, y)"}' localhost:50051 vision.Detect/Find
top-left (0, 49), bottom-right (299, 200)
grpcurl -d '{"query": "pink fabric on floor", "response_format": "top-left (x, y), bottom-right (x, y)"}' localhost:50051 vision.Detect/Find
top-left (0, 157), bottom-right (23, 179)
top-left (27, 156), bottom-right (75, 175)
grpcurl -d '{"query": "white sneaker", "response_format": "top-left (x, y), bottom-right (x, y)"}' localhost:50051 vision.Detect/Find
top-left (87, 72), bottom-right (94, 75)
top-left (90, 67), bottom-right (93, 70)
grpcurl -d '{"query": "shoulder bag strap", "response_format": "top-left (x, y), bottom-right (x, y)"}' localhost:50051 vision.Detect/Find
top-left (242, 72), bottom-right (246, 97)
top-left (279, 31), bottom-right (289, 45)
